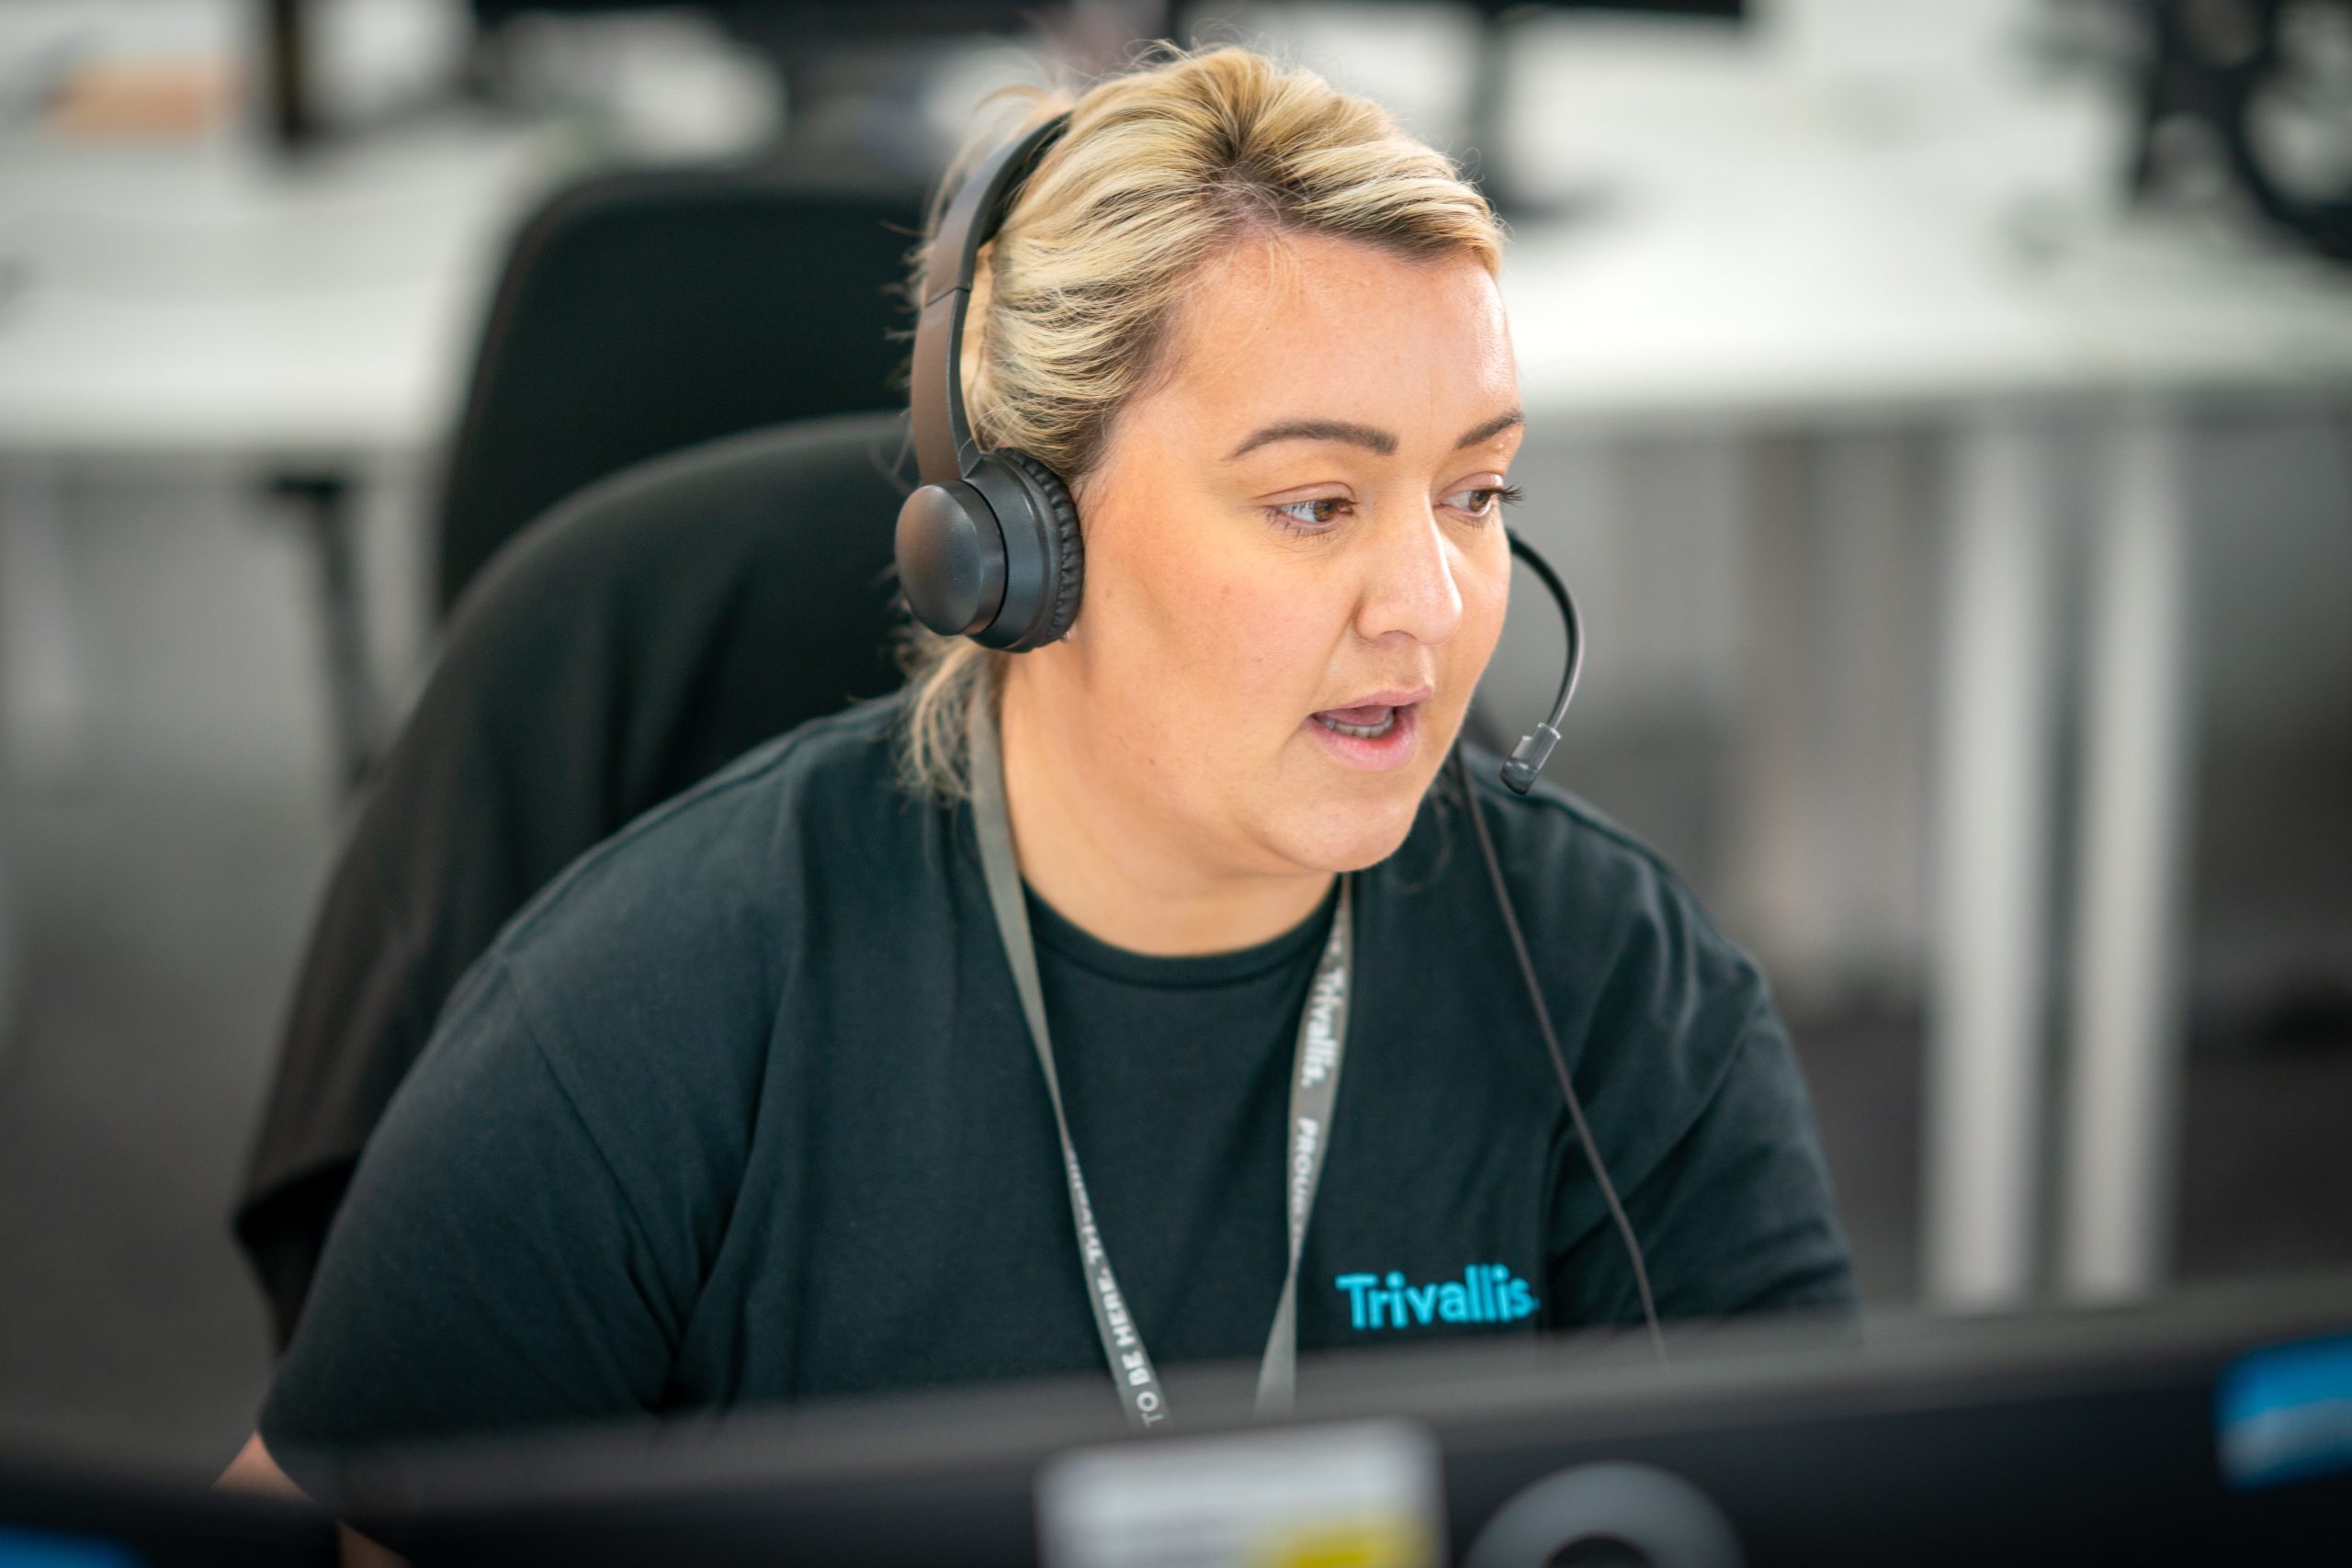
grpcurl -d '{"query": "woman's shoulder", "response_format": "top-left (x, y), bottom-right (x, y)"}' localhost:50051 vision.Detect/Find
top-left (481, 688), bottom-right (932, 1018)
top-left (1441, 744), bottom-right (1770, 1033)
top-left (1395, 746), bottom-right (1786, 1178)
top-left (1425, 748), bottom-right (1855, 1318)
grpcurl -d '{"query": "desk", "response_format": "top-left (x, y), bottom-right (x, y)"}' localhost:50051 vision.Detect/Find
top-left (1489, 24), bottom-right (2352, 1304)
top-left (0, 117), bottom-right (548, 458)
top-left (0, 113), bottom-right (558, 786)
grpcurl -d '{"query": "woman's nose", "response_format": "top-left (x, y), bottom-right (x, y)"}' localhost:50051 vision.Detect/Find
top-left (1355, 504), bottom-right (1464, 648)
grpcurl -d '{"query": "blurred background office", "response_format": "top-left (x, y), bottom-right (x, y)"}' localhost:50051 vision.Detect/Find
top-left (0, 0), bottom-right (2346, 1482)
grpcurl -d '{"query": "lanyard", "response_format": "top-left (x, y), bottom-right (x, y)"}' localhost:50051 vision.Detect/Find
top-left (967, 696), bottom-right (1351, 1430)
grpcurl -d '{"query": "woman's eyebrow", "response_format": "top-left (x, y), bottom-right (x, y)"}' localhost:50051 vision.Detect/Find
top-left (1224, 408), bottom-right (1524, 461)
top-left (1456, 408), bottom-right (1524, 448)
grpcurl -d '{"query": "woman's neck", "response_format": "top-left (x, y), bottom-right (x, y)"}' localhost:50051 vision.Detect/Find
top-left (993, 665), bottom-right (1335, 957)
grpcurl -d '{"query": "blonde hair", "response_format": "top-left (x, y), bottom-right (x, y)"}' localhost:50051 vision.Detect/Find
top-left (890, 41), bottom-right (1506, 800)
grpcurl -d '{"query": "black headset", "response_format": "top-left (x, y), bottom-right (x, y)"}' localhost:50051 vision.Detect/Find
top-left (894, 114), bottom-right (1084, 653)
top-left (896, 112), bottom-right (1665, 1359)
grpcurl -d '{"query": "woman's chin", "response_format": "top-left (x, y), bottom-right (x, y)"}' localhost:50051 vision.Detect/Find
top-left (1236, 715), bottom-right (1460, 873)
top-left (1265, 788), bottom-right (1428, 875)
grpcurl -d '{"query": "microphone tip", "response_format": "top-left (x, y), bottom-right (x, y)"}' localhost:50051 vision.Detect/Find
top-left (1498, 725), bottom-right (1562, 795)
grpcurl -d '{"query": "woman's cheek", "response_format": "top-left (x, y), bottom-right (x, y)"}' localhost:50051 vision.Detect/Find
top-left (1156, 534), bottom-right (1306, 672)
top-left (1457, 547), bottom-right (1512, 658)
top-left (1232, 581), bottom-right (1339, 717)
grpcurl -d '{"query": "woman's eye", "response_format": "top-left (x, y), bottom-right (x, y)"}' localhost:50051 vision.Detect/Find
top-left (1267, 497), bottom-right (1350, 534)
top-left (1264, 483), bottom-right (1521, 536)
top-left (1446, 481), bottom-right (1524, 520)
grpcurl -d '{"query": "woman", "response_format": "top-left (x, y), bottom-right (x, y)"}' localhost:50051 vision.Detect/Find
top-left (230, 41), bottom-right (1853, 1493)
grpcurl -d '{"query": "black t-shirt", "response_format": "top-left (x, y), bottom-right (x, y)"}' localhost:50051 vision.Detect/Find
top-left (260, 690), bottom-right (1856, 1464)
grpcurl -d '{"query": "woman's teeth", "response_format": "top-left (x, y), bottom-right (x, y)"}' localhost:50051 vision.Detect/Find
top-left (1315, 705), bottom-right (1398, 739)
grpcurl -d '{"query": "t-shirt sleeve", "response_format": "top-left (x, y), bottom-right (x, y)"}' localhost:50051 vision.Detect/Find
top-left (1549, 997), bottom-right (1860, 1326)
top-left (258, 956), bottom-right (682, 1474)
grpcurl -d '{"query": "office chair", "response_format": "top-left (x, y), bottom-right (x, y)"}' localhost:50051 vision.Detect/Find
top-left (436, 166), bottom-right (922, 617)
top-left (235, 412), bottom-right (913, 1347)
top-left (303, 167), bottom-right (919, 794)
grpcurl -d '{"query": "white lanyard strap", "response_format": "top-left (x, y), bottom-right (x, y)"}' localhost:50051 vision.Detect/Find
top-left (967, 695), bottom-right (1349, 1429)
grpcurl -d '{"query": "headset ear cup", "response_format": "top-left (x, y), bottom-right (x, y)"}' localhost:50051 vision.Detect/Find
top-left (993, 449), bottom-right (1084, 649)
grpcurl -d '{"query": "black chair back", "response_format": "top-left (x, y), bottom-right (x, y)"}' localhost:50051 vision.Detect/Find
top-left (237, 413), bottom-right (914, 1345)
top-left (436, 167), bottom-right (922, 615)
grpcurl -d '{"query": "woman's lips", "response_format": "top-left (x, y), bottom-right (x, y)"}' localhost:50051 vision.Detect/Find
top-left (1317, 703), bottom-right (1396, 729)
top-left (1305, 699), bottom-right (1420, 771)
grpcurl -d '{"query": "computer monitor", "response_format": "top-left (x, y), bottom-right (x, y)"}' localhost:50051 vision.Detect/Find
top-left (318, 1273), bottom-right (2352, 1566)
top-left (0, 1450), bottom-right (333, 1568)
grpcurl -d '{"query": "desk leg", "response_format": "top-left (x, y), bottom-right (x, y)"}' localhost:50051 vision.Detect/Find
top-left (0, 458), bottom-right (90, 777)
top-left (270, 471), bottom-right (381, 796)
top-left (2060, 407), bottom-right (2196, 1300)
top-left (1923, 415), bottom-right (2059, 1308)
top-left (0, 459), bottom-right (86, 1065)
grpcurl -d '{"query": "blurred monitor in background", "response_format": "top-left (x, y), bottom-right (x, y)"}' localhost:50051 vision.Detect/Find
top-left (257, 2), bottom-right (1754, 162)
top-left (2119, 0), bottom-right (2352, 265)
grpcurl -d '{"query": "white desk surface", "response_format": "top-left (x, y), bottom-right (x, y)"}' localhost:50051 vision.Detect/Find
top-left (1492, 34), bottom-right (2352, 425)
top-left (1, 42), bottom-right (2349, 463)
top-left (0, 115), bottom-right (552, 461)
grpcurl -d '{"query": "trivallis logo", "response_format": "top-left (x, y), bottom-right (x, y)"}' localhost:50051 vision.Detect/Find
top-left (1334, 1264), bottom-right (1538, 1331)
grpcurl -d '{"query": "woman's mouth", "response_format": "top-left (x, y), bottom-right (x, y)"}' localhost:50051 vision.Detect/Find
top-left (1304, 696), bottom-right (1423, 770)
top-left (1315, 704), bottom-right (1398, 739)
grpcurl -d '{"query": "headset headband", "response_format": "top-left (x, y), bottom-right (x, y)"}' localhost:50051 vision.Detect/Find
top-left (909, 112), bottom-right (1074, 487)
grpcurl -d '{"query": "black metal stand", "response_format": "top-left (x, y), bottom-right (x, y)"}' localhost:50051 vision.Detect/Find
top-left (269, 471), bottom-right (381, 797)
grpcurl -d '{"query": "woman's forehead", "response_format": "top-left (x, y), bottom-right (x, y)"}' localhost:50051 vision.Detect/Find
top-left (1155, 231), bottom-right (1516, 448)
